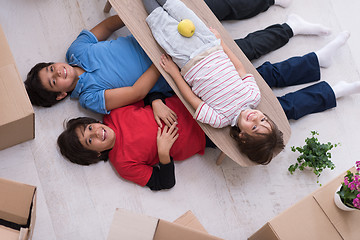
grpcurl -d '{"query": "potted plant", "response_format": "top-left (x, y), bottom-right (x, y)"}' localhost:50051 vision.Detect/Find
top-left (334, 161), bottom-right (360, 211)
top-left (288, 131), bottom-right (339, 184)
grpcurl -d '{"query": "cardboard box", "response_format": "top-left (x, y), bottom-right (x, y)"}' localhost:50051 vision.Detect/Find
top-left (107, 209), bottom-right (223, 240)
top-left (0, 24), bottom-right (34, 150)
top-left (0, 178), bottom-right (37, 240)
top-left (249, 167), bottom-right (360, 240)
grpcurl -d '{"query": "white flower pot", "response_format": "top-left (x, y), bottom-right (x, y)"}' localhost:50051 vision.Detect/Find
top-left (334, 186), bottom-right (356, 211)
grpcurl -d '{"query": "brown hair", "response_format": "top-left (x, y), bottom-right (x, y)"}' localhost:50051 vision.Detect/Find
top-left (57, 117), bottom-right (109, 165)
top-left (230, 116), bottom-right (284, 165)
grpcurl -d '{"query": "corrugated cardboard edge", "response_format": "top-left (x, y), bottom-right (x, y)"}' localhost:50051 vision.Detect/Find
top-left (17, 187), bottom-right (37, 240)
top-left (106, 208), bottom-right (158, 240)
top-left (108, 0), bottom-right (291, 167)
top-left (23, 189), bottom-right (37, 240)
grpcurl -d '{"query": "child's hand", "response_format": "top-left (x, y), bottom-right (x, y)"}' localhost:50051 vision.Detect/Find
top-left (152, 99), bottom-right (178, 128)
top-left (160, 54), bottom-right (179, 76)
top-left (209, 27), bottom-right (221, 39)
top-left (157, 122), bottom-right (179, 163)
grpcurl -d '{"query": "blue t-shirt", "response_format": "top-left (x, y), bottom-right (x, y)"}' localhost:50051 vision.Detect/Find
top-left (67, 30), bottom-right (172, 114)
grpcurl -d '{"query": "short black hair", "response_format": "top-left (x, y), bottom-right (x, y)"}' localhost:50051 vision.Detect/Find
top-left (25, 62), bottom-right (68, 107)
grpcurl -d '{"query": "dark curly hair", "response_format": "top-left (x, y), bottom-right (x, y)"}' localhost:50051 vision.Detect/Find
top-left (230, 115), bottom-right (285, 165)
top-left (25, 62), bottom-right (69, 107)
top-left (57, 117), bottom-right (110, 166)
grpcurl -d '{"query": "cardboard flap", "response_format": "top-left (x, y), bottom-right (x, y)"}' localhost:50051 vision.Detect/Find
top-left (248, 223), bottom-right (279, 240)
top-left (173, 211), bottom-right (207, 233)
top-left (107, 209), bottom-right (158, 240)
top-left (0, 225), bottom-right (20, 240)
top-left (270, 196), bottom-right (342, 240)
top-left (154, 219), bottom-right (223, 240)
top-left (313, 167), bottom-right (360, 239)
top-left (18, 227), bottom-right (29, 240)
top-left (0, 178), bottom-right (36, 226)
top-left (27, 190), bottom-right (37, 240)
top-left (108, 0), bottom-right (291, 166)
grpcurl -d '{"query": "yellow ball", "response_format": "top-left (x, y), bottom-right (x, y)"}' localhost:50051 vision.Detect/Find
top-left (177, 19), bottom-right (195, 37)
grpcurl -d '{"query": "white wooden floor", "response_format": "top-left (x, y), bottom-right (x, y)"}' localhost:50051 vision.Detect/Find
top-left (1, 0), bottom-right (360, 239)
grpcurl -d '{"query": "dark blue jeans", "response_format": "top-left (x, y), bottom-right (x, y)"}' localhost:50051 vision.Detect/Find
top-left (256, 53), bottom-right (337, 120)
top-left (205, 0), bottom-right (275, 21)
top-left (205, 0), bottom-right (292, 60)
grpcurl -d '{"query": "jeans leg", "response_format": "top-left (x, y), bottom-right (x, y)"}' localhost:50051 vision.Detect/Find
top-left (143, 0), bottom-right (161, 14)
top-left (278, 81), bottom-right (337, 120)
top-left (236, 23), bottom-right (293, 60)
top-left (218, 0), bottom-right (275, 20)
top-left (205, 135), bottom-right (217, 148)
top-left (204, 0), bottom-right (232, 21)
top-left (257, 52), bottom-right (321, 88)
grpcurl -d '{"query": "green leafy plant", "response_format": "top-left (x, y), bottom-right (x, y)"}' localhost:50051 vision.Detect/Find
top-left (288, 131), bottom-right (339, 184)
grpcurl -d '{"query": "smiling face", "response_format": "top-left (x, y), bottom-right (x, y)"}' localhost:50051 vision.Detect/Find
top-left (76, 123), bottom-right (116, 153)
top-left (237, 109), bottom-right (272, 136)
top-left (38, 62), bottom-right (79, 97)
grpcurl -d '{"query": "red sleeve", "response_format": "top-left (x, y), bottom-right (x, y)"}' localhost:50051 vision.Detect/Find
top-left (110, 155), bottom-right (154, 187)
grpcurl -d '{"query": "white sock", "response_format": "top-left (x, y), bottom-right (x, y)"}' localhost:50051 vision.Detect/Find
top-left (286, 14), bottom-right (331, 36)
top-left (332, 81), bottom-right (360, 98)
top-left (274, 0), bottom-right (292, 8)
top-left (315, 31), bottom-right (350, 68)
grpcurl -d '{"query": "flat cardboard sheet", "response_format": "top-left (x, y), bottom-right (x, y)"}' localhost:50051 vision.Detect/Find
top-left (107, 209), bottom-right (158, 240)
top-left (108, 0), bottom-right (291, 166)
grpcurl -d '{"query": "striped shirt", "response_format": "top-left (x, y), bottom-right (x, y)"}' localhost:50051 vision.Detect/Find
top-left (184, 50), bottom-right (261, 128)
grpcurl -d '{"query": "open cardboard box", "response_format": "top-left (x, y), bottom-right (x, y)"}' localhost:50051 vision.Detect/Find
top-left (249, 167), bottom-right (360, 240)
top-left (107, 209), bottom-right (223, 240)
top-left (0, 178), bottom-right (37, 240)
top-left (0, 24), bottom-right (34, 150)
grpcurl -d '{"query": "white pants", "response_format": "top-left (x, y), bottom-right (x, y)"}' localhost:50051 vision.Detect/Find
top-left (146, 0), bottom-right (220, 68)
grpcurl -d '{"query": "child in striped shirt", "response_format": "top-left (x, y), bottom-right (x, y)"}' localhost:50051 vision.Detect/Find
top-left (142, 0), bottom-right (358, 164)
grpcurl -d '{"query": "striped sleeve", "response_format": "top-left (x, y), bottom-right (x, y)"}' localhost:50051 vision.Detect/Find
top-left (194, 102), bottom-right (229, 128)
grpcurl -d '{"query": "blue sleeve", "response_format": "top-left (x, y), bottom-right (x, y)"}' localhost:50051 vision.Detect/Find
top-left (66, 30), bottom-right (98, 63)
top-left (78, 90), bottom-right (110, 115)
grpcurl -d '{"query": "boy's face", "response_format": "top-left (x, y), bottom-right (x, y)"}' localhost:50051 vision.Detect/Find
top-left (237, 109), bottom-right (271, 136)
top-left (38, 62), bottom-right (78, 97)
top-left (76, 123), bottom-right (116, 153)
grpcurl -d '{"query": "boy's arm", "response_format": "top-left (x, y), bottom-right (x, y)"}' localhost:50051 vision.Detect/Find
top-left (160, 54), bottom-right (202, 110)
top-left (104, 64), bottom-right (160, 111)
top-left (209, 27), bottom-right (247, 77)
top-left (90, 15), bottom-right (125, 41)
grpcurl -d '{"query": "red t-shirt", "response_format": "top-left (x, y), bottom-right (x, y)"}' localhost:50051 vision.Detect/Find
top-left (104, 96), bottom-right (205, 186)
